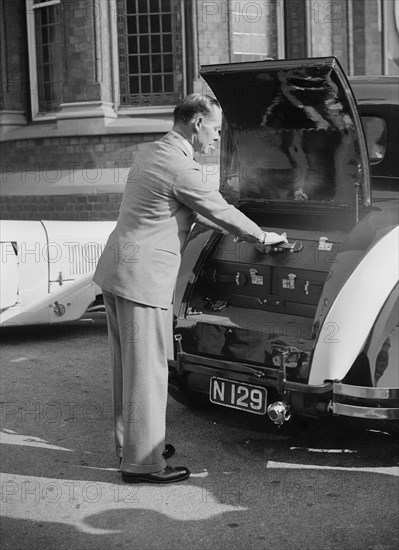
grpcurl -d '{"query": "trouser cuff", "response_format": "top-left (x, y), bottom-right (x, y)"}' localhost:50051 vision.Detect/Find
top-left (121, 458), bottom-right (167, 474)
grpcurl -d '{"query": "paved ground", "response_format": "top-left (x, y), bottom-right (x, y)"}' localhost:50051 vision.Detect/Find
top-left (1, 314), bottom-right (398, 550)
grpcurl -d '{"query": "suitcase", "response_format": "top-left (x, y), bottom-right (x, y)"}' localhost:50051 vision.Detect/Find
top-left (200, 259), bottom-right (326, 318)
top-left (202, 260), bottom-right (272, 298)
top-left (272, 267), bottom-right (327, 306)
top-left (192, 322), bottom-right (308, 369)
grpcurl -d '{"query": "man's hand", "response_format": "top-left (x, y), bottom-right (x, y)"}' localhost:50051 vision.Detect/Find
top-left (234, 231), bottom-right (288, 247)
top-left (255, 231), bottom-right (288, 253)
top-left (262, 232), bottom-right (288, 245)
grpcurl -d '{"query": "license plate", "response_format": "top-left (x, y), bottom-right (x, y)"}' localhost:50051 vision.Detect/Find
top-left (209, 377), bottom-right (267, 415)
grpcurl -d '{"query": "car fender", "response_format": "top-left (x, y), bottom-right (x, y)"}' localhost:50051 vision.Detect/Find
top-left (363, 283), bottom-right (398, 387)
top-left (0, 272), bottom-right (96, 326)
top-left (309, 226), bottom-right (398, 384)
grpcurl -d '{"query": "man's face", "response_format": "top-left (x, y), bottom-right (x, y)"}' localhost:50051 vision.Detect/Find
top-left (193, 105), bottom-right (222, 154)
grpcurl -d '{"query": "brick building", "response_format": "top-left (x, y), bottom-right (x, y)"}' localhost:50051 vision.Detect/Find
top-left (1, 0), bottom-right (398, 220)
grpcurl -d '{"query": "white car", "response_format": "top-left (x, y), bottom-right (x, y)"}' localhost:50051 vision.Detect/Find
top-left (0, 220), bottom-right (115, 326)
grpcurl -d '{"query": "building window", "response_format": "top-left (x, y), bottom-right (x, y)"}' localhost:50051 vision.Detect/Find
top-left (117, 0), bottom-right (185, 107)
top-left (229, 0), bottom-right (280, 61)
top-left (26, 0), bottom-right (65, 118)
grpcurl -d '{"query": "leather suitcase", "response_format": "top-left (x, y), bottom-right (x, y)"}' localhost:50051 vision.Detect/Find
top-left (272, 267), bottom-right (327, 306)
top-left (200, 260), bottom-right (324, 317)
top-left (199, 244), bottom-right (328, 318)
top-left (202, 260), bottom-right (272, 298)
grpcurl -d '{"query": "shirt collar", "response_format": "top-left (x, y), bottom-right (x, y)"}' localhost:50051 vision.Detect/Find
top-left (170, 130), bottom-right (194, 159)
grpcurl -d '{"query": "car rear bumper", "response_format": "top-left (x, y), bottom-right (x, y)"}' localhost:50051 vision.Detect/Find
top-left (168, 352), bottom-right (399, 421)
top-left (332, 383), bottom-right (399, 420)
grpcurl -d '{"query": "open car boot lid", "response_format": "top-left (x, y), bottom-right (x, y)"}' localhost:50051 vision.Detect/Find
top-left (200, 56), bottom-right (371, 209)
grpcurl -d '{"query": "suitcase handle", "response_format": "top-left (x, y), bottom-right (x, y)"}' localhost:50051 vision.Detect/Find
top-left (205, 269), bottom-right (247, 287)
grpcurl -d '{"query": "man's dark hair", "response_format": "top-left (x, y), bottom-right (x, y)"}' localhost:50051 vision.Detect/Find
top-left (173, 93), bottom-right (220, 123)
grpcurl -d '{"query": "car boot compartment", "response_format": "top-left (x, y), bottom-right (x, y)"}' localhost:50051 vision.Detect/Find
top-left (197, 230), bottom-right (341, 319)
top-left (175, 227), bottom-right (347, 379)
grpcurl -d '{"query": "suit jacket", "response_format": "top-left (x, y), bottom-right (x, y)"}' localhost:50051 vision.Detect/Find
top-left (93, 131), bottom-right (264, 309)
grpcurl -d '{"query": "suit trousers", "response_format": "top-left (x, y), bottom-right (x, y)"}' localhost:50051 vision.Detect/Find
top-left (103, 290), bottom-right (168, 474)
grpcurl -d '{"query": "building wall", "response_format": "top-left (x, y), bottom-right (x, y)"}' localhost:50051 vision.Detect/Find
top-left (353, 0), bottom-right (384, 75)
top-left (284, 0), bottom-right (307, 58)
top-left (196, 0), bottom-right (230, 66)
top-left (0, 0), bottom-right (397, 221)
top-left (62, 0), bottom-right (100, 103)
top-left (0, 132), bottom-right (163, 220)
top-left (0, 193), bottom-right (123, 221)
top-left (0, 0), bottom-right (169, 220)
top-left (1, 0), bottom-right (232, 221)
top-left (331, 0), bottom-right (350, 74)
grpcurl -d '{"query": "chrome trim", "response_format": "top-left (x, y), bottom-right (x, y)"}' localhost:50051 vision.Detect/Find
top-left (169, 353), bottom-right (333, 393)
top-left (332, 403), bottom-right (399, 420)
top-left (285, 380), bottom-right (333, 394)
top-left (182, 353), bottom-right (268, 378)
top-left (333, 383), bottom-right (399, 399)
top-left (267, 401), bottom-right (291, 425)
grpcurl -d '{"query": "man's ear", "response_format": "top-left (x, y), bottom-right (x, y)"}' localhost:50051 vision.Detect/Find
top-left (193, 115), bottom-right (203, 132)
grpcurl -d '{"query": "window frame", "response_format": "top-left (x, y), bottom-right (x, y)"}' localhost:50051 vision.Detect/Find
top-left (116, 0), bottom-right (187, 109)
top-left (228, 0), bottom-right (285, 62)
top-left (26, 0), bottom-right (64, 120)
top-left (229, 0), bottom-right (279, 62)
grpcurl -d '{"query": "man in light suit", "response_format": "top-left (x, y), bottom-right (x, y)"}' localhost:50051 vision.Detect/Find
top-left (94, 94), bottom-right (287, 484)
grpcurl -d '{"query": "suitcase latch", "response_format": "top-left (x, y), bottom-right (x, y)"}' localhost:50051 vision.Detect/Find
top-left (282, 273), bottom-right (297, 289)
top-left (235, 271), bottom-right (241, 286)
top-left (249, 268), bottom-right (264, 285)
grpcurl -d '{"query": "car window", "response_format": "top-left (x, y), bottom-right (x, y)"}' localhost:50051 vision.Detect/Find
top-left (362, 116), bottom-right (387, 164)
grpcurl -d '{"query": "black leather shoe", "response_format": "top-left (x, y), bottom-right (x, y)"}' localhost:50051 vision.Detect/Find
top-left (122, 466), bottom-right (190, 484)
top-left (118, 444), bottom-right (176, 468)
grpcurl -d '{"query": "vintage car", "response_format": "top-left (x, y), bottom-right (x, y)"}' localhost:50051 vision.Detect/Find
top-left (0, 220), bottom-right (115, 326)
top-left (168, 57), bottom-right (399, 427)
